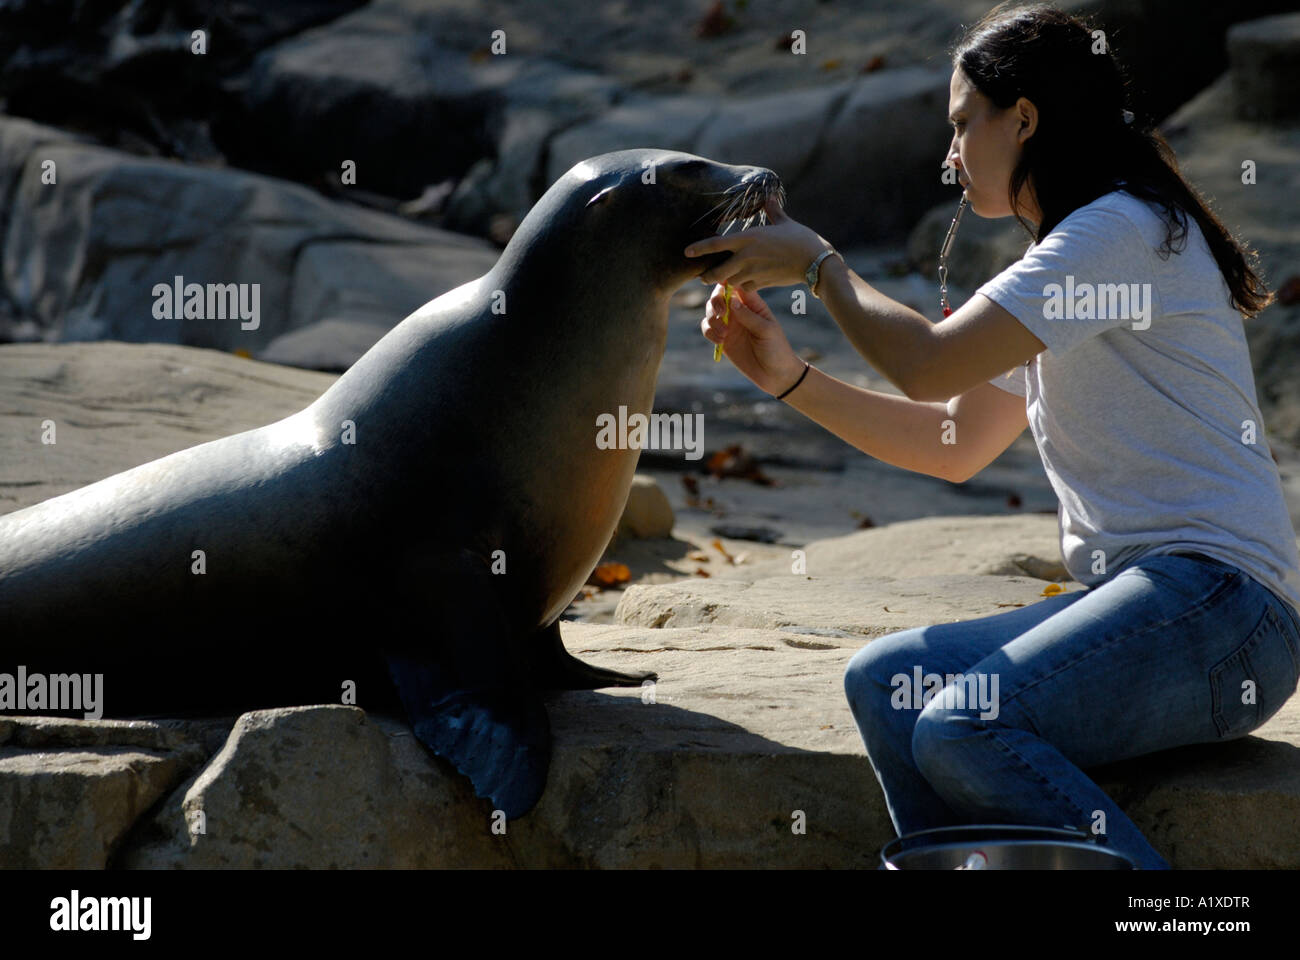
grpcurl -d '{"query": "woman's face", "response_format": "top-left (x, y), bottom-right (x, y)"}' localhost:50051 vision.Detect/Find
top-left (945, 66), bottom-right (1040, 222)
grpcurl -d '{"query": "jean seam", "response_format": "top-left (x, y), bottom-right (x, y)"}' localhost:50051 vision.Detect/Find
top-left (998, 568), bottom-right (1244, 735)
top-left (983, 723), bottom-right (1091, 828)
top-left (984, 725), bottom-right (1163, 864)
top-left (1280, 600), bottom-right (1300, 644)
top-left (1209, 615), bottom-right (1263, 738)
top-left (1136, 557), bottom-right (1241, 613)
top-left (1273, 605), bottom-right (1300, 682)
top-left (1210, 604), bottom-right (1300, 737)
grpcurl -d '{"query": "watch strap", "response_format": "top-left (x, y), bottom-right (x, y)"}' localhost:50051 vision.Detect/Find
top-left (806, 248), bottom-right (842, 299)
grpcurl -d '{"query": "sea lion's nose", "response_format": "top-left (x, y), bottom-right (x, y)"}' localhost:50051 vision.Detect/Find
top-left (740, 168), bottom-right (779, 187)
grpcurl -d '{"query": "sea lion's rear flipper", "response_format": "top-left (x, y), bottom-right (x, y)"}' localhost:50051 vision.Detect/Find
top-left (383, 651), bottom-right (550, 819)
top-left (535, 620), bottom-right (658, 690)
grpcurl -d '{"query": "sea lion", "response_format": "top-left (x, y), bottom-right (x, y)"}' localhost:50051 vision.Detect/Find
top-left (0, 149), bottom-right (786, 819)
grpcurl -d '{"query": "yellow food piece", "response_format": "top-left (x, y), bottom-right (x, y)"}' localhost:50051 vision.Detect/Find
top-left (712, 282), bottom-right (733, 362)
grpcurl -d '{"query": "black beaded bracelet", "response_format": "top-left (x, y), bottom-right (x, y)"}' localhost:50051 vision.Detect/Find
top-left (775, 360), bottom-right (811, 401)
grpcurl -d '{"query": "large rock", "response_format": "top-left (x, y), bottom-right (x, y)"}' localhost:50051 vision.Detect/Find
top-left (1157, 71), bottom-right (1300, 446)
top-left (615, 573), bottom-right (1080, 634)
top-left (0, 342), bottom-right (335, 513)
top-left (1087, 730), bottom-right (1300, 869)
top-left (261, 239), bottom-right (497, 370)
top-left (1227, 12), bottom-right (1300, 123)
top-left (239, 33), bottom-right (501, 198)
top-left (108, 647), bottom-right (896, 868)
top-left (6, 0), bottom-right (1299, 245)
top-left (545, 94), bottom-right (717, 187)
top-left (548, 66), bottom-right (954, 246)
top-left (118, 706), bottom-right (510, 869)
top-left (442, 105), bottom-right (560, 237)
top-left (612, 474), bottom-right (676, 543)
top-left (0, 0), bottom-right (367, 160)
top-left (785, 66), bottom-right (953, 245)
top-left (0, 117), bottom-right (91, 334)
top-left (0, 116), bottom-right (494, 351)
top-left (714, 514), bottom-right (1068, 583)
top-left (906, 199), bottom-right (1031, 292)
top-left (256, 318), bottom-right (394, 372)
top-left (285, 241), bottom-right (494, 336)
top-left (9, 614), bottom-right (1289, 869)
top-left (1076, 0), bottom-right (1300, 126)
top-left (4, 340), bottom-right (1298, 868)
top-left (0, 717), bottom-right (209, 868)
top-left (3, 583), bottom-right (1299, 867)
top-left (242, 5), bottom-right (621, 210)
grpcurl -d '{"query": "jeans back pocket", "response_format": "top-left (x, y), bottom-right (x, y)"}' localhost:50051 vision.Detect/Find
top-left (1210, 601), bottom-right (1300, 739)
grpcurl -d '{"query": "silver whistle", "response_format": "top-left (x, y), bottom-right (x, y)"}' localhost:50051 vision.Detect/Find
top-left (938, 193), bottom-right (969, 318)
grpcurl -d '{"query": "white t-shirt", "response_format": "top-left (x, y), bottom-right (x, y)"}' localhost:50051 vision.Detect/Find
top-left (977, 188), bottom-right (1300, 619)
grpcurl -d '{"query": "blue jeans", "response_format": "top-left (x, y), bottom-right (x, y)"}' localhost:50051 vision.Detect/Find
top-left (843, 552), bottom-right (1300, 869)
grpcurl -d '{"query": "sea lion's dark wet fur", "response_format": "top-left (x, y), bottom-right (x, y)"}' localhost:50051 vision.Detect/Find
top-left (0, 149), bottom-right (785, 818)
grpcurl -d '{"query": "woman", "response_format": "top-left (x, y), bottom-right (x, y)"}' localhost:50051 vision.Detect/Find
top-left (685, 1), bottom-right (1300, 869)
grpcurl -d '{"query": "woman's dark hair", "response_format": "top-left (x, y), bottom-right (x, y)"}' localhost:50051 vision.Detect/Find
top-left (950, 1), bottom-right (1273, 317)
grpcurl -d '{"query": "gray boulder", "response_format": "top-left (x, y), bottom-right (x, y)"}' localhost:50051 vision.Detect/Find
top-left (1227, 12), bottom-right (1300, 123)
top-left (0, 717), bottom-right (209, 868)
top-left (906, 199), bottom-right (1031, 292)
top-left (0, 116), bottom-right (494, 353)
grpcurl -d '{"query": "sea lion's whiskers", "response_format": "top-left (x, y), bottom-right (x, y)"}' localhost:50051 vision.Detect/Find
top-left (691, 172), bottom-right (784, 236)
top-left (690, 193), bottom-right (739, 228)
top-left (719, 189), bottom-right (746, 225)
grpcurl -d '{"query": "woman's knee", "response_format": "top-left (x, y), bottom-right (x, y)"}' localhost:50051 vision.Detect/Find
top-left (843, 629), bottom-right (926, 710)
top-left (909, 701), bottom-right (979, 791)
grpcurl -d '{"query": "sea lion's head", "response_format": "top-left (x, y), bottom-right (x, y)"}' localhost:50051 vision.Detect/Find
top-left (499, 149), bottom-right (786, 302)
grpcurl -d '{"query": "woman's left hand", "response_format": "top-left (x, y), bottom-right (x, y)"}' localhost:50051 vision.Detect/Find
top-left (684, 197), bottom-right (830, 290)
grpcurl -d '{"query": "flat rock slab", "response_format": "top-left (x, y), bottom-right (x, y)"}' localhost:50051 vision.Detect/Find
top-left (118, 706), bottom-right (509, 869)
top-left (3, 617), bottom-right (1297, 868)
top-left (549, 621), bottom-right (1300, 869)
top-left (0, 342), bottom-right (334, 514)
top-left (614, 572), bottom-right (1080, 635)
top-left (705, 513), bottom-right (1069, 583)
top-left (0, 717), bottom-right (210, 868)
top-left (3, 340), bottom-right (1298, 867)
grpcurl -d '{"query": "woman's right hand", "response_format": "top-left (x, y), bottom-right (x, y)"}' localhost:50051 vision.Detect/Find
top-left (701, 283), bottom-right (806, 396)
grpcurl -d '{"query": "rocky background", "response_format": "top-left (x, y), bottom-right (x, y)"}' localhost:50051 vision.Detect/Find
top-left (2, 0), bottom-right (1300, 868)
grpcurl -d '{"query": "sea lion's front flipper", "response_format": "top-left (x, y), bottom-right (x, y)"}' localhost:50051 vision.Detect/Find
top-left (383, 651), bottom-right (550, 819)
top-left (382, 550), bottom-right (550, 819)
top-left (535, 620), bottom-right (658, 690)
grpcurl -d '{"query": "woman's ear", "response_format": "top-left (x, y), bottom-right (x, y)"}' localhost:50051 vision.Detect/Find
top-left (1015, 97), bottom-right (1038, 141)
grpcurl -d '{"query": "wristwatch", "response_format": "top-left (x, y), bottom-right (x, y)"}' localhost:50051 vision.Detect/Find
top-left (805, 247), bottom-right (844, 299)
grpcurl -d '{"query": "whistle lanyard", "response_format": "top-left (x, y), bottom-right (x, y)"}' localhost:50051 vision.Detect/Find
top-left (938, 193), bottom-right (969, 318)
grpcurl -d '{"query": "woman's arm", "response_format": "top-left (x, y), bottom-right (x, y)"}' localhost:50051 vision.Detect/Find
top-left (686, 199), bottom-right (1046, 403)
top-left (777, 366), bottom-right (1029, 483)
top-left (813, 256), bottom-right (1045, 402)
top-left (698, 283), bottom-right (1030, 481)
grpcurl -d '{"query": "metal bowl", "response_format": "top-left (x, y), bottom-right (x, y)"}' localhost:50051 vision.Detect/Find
top-left (880, 824), bottom-right (1135, 869)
